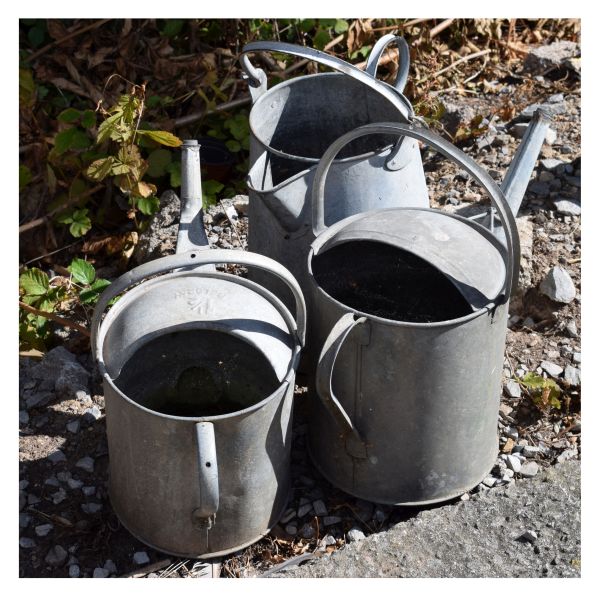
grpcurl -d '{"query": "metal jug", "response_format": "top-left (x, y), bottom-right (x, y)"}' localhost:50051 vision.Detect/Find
top-left (305, 120), bottom-right (546, 505)
top-left (90, 143), bottom-right (307, 558)
top-left (240, 36), bottom-right (429, 307)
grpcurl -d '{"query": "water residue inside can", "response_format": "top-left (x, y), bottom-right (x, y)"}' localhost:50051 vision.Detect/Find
top-left (114, 329), bottom-right (280, 417)
top-left (312, 240), bottom-right (473, 323)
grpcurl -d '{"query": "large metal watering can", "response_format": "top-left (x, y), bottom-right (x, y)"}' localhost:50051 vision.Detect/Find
top-left (91, 143), bottom-right (306, 558)
top-left (240, 36), bottom-right (430, 307)
top-left (305, 115), bottom-right (548, 505)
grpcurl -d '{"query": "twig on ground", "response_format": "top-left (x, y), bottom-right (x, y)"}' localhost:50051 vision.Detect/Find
top-left (19, 185), bottom-right (104, 234)
top-left (417, 49), bottom-right (491, 85)
top-left (25, 19), bottom-right (112, 62)
top-left (19, 300), bottom-right (91, 337)
top-left (430, 18), bottom-right (455, 38)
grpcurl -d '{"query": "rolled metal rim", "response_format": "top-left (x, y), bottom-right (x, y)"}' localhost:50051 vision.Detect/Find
top-left (307, 208), bottom-right (509, 329)
top-left (249, 72), bottom-right (399, 165)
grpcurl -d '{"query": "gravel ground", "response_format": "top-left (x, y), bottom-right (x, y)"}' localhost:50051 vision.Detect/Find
top-left (19, 41), bottom-right (581, 578)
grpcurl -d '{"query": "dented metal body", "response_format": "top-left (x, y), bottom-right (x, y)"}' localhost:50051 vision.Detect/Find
top-left (91, 144), bottom-right (306, 557)
top-left (305, 122), bottom-right (521, 504)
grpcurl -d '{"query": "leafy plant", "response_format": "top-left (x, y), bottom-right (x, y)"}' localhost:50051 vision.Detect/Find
top-left (84, 86), bottom-right (182, 221)
top-left (518, 373), bottom-right (562, 411)
top-left (19, 258), bottom-right (111, 351)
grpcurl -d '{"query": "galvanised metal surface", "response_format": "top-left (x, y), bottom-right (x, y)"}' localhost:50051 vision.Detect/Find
top-left (240, 38), bottom-right (429, 308)
top-left (305, 122), bottom-right (521, 504)
top-left (91, 250), bottom-right (306, 557)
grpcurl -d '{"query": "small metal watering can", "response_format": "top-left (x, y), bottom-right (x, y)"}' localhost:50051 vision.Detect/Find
top-left (305, 116), bottom-right (548, 505)
top-left (239, 36), bottom-right (429, 307)
top-left (91, 142), bottom-right (306, 558)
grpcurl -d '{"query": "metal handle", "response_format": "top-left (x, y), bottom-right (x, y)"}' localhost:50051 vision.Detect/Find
top-left (311, 122), bottom-right (521, 299)
top-left (91, 249), bottom-right (307, 361)
top-left (364, 34), bottom-right (410, 93)
top-left (315, 312), bottom-right (366, 449)
top-left (195, 422), bottom-right (219, 518)
top-left (240, 40), bottom-right (414, 121)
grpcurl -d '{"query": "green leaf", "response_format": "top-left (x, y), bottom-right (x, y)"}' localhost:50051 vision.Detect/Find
top-left (160, 19), bottom-right (184, 37)
top-left (19, 165), bottom-right (32, 191)
top-left (96, 112), bottom-right (122, 144)
top-left (519, 373), bottom-right (562, 410)
top-left (137, 129), bottom-right (182, 147)
top-left (86, 156), bottom-right (115, 181)
top-left (166, 161), bottom-right (181, 187)
top-left (54, 127), bottom-right (92, 155)
top-left (61, 208), bottom-right (92, 237)
top-left (203, 179), bottom-right (224, 195)
top-left (58, 108), bottom-right (81, 123)
top-left (146, 95), bottom-right (163, 109)
top-left (19, 68), bottom-right (35, 108)
top-left (300, 19), bottom-right (315, 32)
top-left (136, 195), bottom-right (160, 216)
top-left (79, 278), bottom-right (110, 305)
top-left (147, 148), bottom-right (172, 177)
top-left (111, 163), bottom-right (131, 175)
top-left (81, 110), bottom-right (97, 128)
top-left (334, 19), bottom-right (349, 34)
top-left (68, 257), bottom-right (96, 285)
top-left (19, 268), bottom-right (49, 297)
top-left (27, 24), bottom-right (46, 48)
top-left (225, 139), bottom-right (241, 153)
top-left (313, 29), bottom-right (330, 50)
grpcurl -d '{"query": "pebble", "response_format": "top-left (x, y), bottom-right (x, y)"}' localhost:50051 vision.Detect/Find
top-left (522, 446), bottom-right (540, 458)
top-left (520, 461), bottom-right (540, 478)
top-left (81, 502), bottom-right (103, 514)
top-left (104, 560), bottom-right (117, 573)
top-left (506, 426), bottom-right (519, 441)
top-left (67, 477), bottom-right (84, 490)
top-left (545, 128), bottom-right (557, 145)
top-left (563, 365), bottom-right (581, 386)
top-left (76, 456), bottom-right (95, 473)
top-left (540, 361), bottom-right (564, 377)
top-left (19, 513), bottom-right (31, 528)
top-left (285, 523), bottom-right (298, 535)
top-left (52, 488), bottom-right (67, 504)
top-left (520, 529), bottom-right (538, 543)
top-left (19, 410), bottom-right (29, 425)
top-left (280, 508), bottom-right (296, 524)
top-left (20, 537), bottom-right (36, 549)
top-left (347, 528), bottom-right (366, 542)
top-left (313, 499), bottom-right (328, 517)
top-left (297, 503), bottom-right (313, 518)
top-left (75, 390), bottom-right (93, 406)
top-left (48, 450), bottom-right (67, 464)
top-left (565, 320), bottom-right (578, 338)
top-left (66, 420), bottom-right (80, 434)
top-left (504, 380), bottom-right (522, 399)
top-left (93, 567), bottom-right (110, 578)
top-left (556, 448), bottom-right (578, 463)
top-left (45, 545), bottom-right (68, 567)
top-left (320, 534), bottom-right (336, 547)
top-left (300, 523), bottom-right (316, 540)
top-left (572, 352), bottom-right (581, 364)
top-left (541, 158), bottom-right (566, 171)
top-left (44, 475), bottom-right (60, 487)
top-left (82, 486), bottom-right (97, 497)
top-left (323, 516), bottom-right (343, 526)
top-left (69, 564), bottom-right (80, 578)
top-left (83, 405), bottom-right (102, 424)
top-left (133, 551), bottom-right (150, 566)
top-left (482, 476), bottom-right (496, 488)
top-left (35, 523), bottom-right (54, 537)
top-left (28, 493), bottom-right (41, 505)
top-left (553, 199), bottom-right (581, 216)
top-left (506, 454), bottom-right (522, 473)
top-left (540, 266), bottom-right (576, 304)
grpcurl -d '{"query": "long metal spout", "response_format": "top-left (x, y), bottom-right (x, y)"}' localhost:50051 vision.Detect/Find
top-left (501, 108), bottom-right (551, 216)
top-left (471, 109), bottom-right (551, 243)
top-left (178, 139), bottom-right (211, 254)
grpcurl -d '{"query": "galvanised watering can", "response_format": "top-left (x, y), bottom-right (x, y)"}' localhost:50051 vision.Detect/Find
top-left (91, 142), bottom-right (307, 558)
top-left (239, 36), bottom-right (430, 308)
top-left (305, 115), bottom-right (548, 505)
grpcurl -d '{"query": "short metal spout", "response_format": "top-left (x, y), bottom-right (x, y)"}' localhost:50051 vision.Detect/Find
top-left (178, 140), bottom-right (211, 254)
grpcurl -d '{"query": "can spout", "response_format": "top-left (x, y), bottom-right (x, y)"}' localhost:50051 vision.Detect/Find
top-left (500, 108), bottom-right (551, 217)
top-left (178, 140), bottom-right (211, 254)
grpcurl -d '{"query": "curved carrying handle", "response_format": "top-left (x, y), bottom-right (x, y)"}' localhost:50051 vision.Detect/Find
top-left (240, 40), bottom-right (414, 122)
top-left (364, 34), bottom-right (410, 93)
top-left (195, 422), bottom-right (219, 519)
top-left (311, 122), bottom-right (521, 299)
top-left (91, 249), bottom-right (307, 361)
top-left (316, 312), bottom-right (367, 449)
